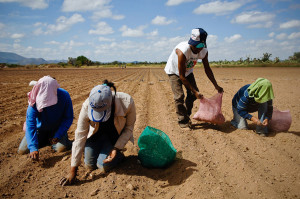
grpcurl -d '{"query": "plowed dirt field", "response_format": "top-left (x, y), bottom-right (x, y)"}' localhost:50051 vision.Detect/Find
top-left (0, 67), bottom-right (299, 199)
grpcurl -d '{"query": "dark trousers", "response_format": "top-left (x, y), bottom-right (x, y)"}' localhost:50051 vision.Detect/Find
top-left (168, 73), bottom-right (199, 124)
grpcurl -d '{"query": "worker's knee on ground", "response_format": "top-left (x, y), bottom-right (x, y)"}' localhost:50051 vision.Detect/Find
top-left (18, 148), bottom-right (29, 155)
top-left (97, 163), bottom-right (108, 173)
top-left (55, 145), bottom-right (67, 153)
top-left (85, 163), bottom-right (97, 171)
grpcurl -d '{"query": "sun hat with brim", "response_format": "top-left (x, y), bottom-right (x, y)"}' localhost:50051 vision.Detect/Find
top-left (188, 28), bottom-right (207, 48)
top-left (88, 84), bottom-right (112, 122)
top-left (247, 78), bottom-right (274, 103)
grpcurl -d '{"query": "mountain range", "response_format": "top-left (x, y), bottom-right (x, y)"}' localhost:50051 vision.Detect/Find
top-left (0, 52), bottom-right (67, 65)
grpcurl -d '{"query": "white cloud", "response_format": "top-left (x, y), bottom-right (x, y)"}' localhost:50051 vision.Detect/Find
top-left (207, 35), bottom-right (218, 47)
top-left (57, 40), bottom-right (85, 51)
top-left (11, 33), bottom-right (24, 39)
top-left (34, 22), bottom-right (42, 27)
top-left (44, 40), bottom-right (84, 51)
top-left (288, 32), bottom-right (300, 39)
top-left (98, 37), bottom-right (115, 42)
top-left (151, 16), bottom-right (175, 25)
top-left (89, 22), bottom-right (114, 35)
top-left (224, 34), bottom-right (242, 43)
top-left (25, 46), bottom-right (33, 52)
top-left (279, 20), bottom-right (300, 29)
top-left (268, 32), bottom-right (275, 37)
top-left (193, 1), bottom-right (243, 15)
top-left (35, 14), bottom-right (84, 35)
top-left (62, 0), bottom-right (124, 23)
top-left (33, 28), bottom-right (43, 36)
top-left (66, 40), bottom-right (84, 47)
top-left (45, 41), bottom-right (60, 45)
top-left (276, 33), bottom-right (287, 40)
top-left (92, 8), bottom-right (125, 20)
top-left (0, 0), bottom-right (48, 9)
top-left (119, 25), bottom-right (147, 37)
top-left (166, 0), bottom-right (194, 6)
top-left (232, 11), bottom-right (275, 24)
top-left (148, 30), bottom-right (159, 37)
top-left (62, 0), bottom-right (111, 12)
top-left (94, 40), bottom-right (146, 59)
top-left (247, 21), bottom-right (273, 28)
top-left (152, 36), bottom-right (186, 50)
top-left (231, 11), bottom-right (275, 28)
top-left (33, 22), bottom-right (47, 27)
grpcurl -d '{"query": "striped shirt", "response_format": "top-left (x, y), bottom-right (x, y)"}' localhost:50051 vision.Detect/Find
top-left (232, 84), bottom-right (273, 120)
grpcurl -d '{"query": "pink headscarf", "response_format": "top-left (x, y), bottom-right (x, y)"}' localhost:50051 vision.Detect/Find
top-left (27, 76), bottom-right (60, 112)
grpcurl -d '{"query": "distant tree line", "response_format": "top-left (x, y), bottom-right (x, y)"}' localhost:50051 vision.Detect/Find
top-left (1, 52), bottom-right (300, 68)
top-left (210, 52), bottom-right (300, 66)
top-left (66, 55), bottom-right (167, 67)
top-left (66, 52), bottom-right (300, 67)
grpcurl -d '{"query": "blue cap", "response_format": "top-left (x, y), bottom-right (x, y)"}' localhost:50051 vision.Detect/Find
top-left (188, 28), bottom-right (207, 48)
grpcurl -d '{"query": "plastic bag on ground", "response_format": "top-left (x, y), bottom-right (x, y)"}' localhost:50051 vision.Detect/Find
top-left (193, 92), bottom-right (225, 125)
top-left (138, 126), bottom-right (177, 168)
top-left (268, 108), bottom-right (292, 132)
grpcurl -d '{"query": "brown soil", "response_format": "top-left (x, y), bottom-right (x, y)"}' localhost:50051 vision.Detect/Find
top-left (0, 67), bottom-right (299, 199)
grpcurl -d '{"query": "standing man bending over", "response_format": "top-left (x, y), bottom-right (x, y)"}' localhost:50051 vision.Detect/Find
top-left (165, 28), bottom-right (223, 128)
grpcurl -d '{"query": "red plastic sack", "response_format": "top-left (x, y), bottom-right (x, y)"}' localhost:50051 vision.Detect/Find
top-left (193, 92), bottom-right (225, 124)
top-left (268, 108), bottom-right (292, 132)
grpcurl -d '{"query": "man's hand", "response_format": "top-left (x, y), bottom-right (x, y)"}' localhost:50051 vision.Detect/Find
top-left (251, 117), bottom-right (262, 126)
top-left (215, 85), bottom-right (224, 93)
top-left (103, 148), bottom-right (118, 163)
top-left (59, 167), bottom-right (77, 186)
top-left (195, 92), bottom-right (204, 99)
top-left (29, 151), bottom-right (39, 161)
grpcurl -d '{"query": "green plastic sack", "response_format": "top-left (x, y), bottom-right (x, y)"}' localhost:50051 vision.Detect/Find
top-left (137, 126), bottom-right (177, 168)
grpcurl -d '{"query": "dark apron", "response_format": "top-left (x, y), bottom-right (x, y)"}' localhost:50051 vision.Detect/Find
top-left (88, 101), bottom-right (120, 145)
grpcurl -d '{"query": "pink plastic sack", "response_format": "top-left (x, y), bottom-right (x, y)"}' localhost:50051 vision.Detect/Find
top-left (193, 93), bottom-right (225, 124)
top-left (268, 108), bottom-right (292, 132)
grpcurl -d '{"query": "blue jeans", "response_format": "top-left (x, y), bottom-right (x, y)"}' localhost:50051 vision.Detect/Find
top-left (18, 132), bottom-right (72, 154)
top-left (231, 102), bottom-right (269, 134)
top-left (84, 133), bottom-right (124, 172)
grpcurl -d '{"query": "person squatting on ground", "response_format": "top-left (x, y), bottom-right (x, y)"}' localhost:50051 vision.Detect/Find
top-left (60, 80), bottom-right (136, 186)
top-left (231, 78), bottom-right (274, 137)
top-left (18, 76), bottom-right (74, 161)
top-left (164, 28), bottom-right (223, 128)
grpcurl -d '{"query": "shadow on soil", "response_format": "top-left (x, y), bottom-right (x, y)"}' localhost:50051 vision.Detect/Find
top-left (79, 154), bottom-right (197, 188)
top-left (191, 121), bottom-right (236, 133)
top-left (40, 150), bottom-right (72, 168)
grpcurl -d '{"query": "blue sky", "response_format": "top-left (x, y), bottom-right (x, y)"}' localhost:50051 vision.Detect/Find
top-left (0, 0), bottom-right (300, 62)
